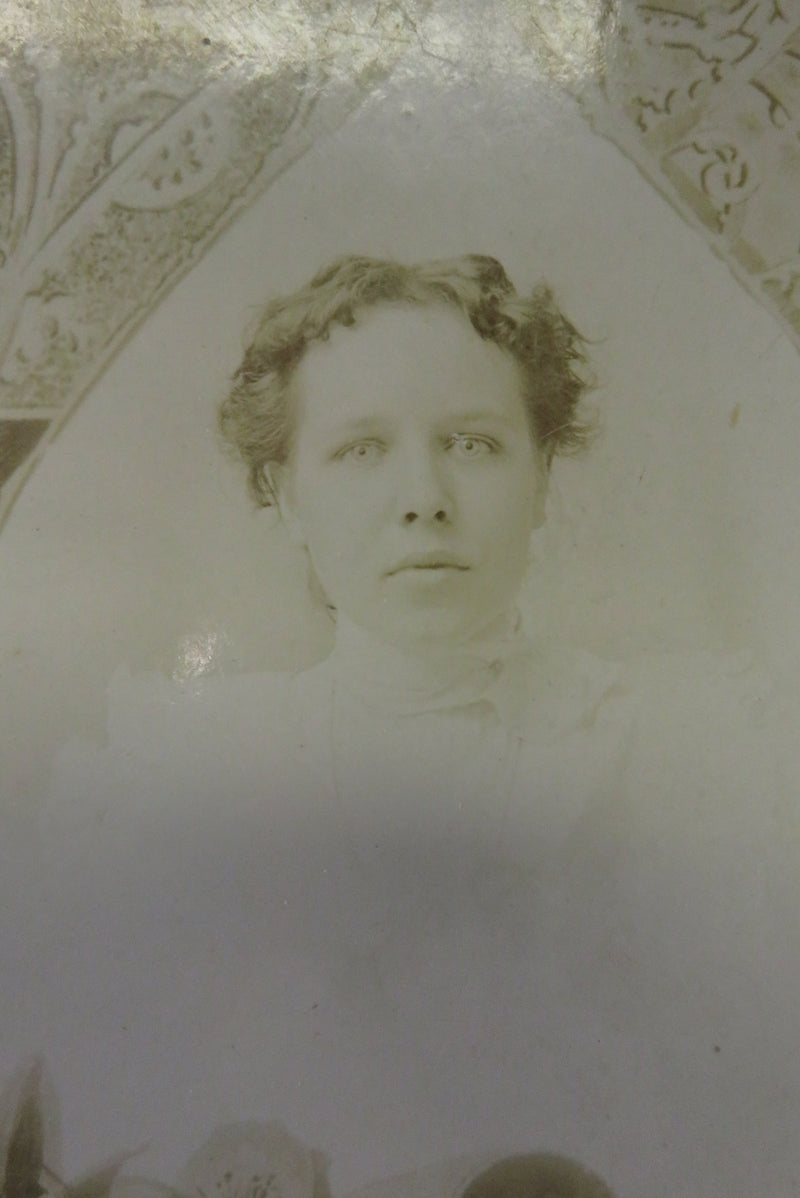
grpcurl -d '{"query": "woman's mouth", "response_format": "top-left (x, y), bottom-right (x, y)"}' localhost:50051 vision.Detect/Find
top-left (387, 553), bottom-right (470, 576)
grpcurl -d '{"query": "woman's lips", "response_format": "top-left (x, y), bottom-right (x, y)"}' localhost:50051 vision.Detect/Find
top-left (386, 554), bottom-right (470, 576)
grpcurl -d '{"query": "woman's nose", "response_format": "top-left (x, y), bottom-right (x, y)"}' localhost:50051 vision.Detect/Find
top-left (397, 446), bottom-right (452, 525)
top-left (403, 506), bottom-right (448, 525)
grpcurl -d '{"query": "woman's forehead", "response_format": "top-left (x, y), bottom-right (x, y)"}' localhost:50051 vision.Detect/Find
top-left (301, 300), bottom-right (502, 367)
top-left (292, 301), bottom-right (526, 427)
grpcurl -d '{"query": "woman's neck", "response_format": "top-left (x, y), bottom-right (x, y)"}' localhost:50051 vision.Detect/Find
top-left (328, 612), bottom-right (535, 724)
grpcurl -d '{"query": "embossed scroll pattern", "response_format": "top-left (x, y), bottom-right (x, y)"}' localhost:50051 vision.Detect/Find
top-left (0, 4), bottom-right (427, 527)
top-left (582, 0), bottom-right (800, 349)
top-left (2, 2), bottom-right (800, 525)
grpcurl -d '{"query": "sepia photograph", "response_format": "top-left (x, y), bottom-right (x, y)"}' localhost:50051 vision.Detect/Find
top-left (2, 4), bottom-right (800, 1198)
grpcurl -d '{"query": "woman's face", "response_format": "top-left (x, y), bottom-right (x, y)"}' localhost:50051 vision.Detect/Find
top-left (276, 303), bottom-right (546, 651)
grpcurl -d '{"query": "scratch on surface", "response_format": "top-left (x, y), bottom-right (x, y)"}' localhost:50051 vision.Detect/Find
top-left (757, 330), bottom-right (784, 361)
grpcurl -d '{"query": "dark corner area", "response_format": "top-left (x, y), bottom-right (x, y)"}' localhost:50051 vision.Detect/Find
top-left (0, 419), bottom-right (50, 493)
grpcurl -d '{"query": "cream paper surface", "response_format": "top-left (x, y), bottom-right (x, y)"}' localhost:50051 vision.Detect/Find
top-left (2, 6), bottom-right (800, 1198)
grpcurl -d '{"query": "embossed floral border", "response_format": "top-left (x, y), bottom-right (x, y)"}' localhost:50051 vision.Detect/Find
top-left (2, 0), bottom-right (799, 531)
top-left (580, 1), bottom-right (800, 348)
top-left (0, 2), bottom-right (432, 528)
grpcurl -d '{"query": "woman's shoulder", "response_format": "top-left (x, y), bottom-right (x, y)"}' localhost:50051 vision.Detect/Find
top-left (518, 640), bottom-right (632, 744)
top-left (533, 640), bottom-right (771, 736)
top-left (105, 663), bottom-right (300, 740)
top-left (41, 663), bottom-right (320, 849)
top-left (551, 642), bottom-right (778, 766)
top-left (511, 641), bottom-right (796, 868)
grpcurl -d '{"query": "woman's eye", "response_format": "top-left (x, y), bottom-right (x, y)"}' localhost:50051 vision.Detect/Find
top-left (339, 441), bottom-right (383, 464)
top-left (449, 434), bottom-right (495, 458)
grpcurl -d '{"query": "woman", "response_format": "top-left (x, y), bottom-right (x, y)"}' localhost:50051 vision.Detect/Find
top-left (213, 254), bottom-right (629, 850)
top-left (32, 255), bottom-right (800, 1198)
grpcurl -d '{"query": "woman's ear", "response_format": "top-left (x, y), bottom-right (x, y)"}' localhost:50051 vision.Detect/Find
top-left (266, 464), bottom-right (306, 547)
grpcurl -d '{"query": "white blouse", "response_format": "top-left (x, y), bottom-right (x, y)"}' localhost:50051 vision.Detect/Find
top-left (15, 629), bottom-right (800, 1198)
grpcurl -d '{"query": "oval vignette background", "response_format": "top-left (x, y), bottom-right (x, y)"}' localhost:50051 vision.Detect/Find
top-left (3, 67), bottom-right (800, 804)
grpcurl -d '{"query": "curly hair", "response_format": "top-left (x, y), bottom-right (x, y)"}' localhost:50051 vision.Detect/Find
top-left (219, 254), bottom-right (593, 506)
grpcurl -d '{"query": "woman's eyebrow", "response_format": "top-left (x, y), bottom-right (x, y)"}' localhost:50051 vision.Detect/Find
top-left (311, 410), bottom-right (517, 439)
top-left (315, 415), bottom-right (388, 439)
top-left (438, 409), bottom-right (518, 428)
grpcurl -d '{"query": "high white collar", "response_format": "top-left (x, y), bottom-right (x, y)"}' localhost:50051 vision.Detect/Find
top-left (327, 612), bottom-right (537, 733)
